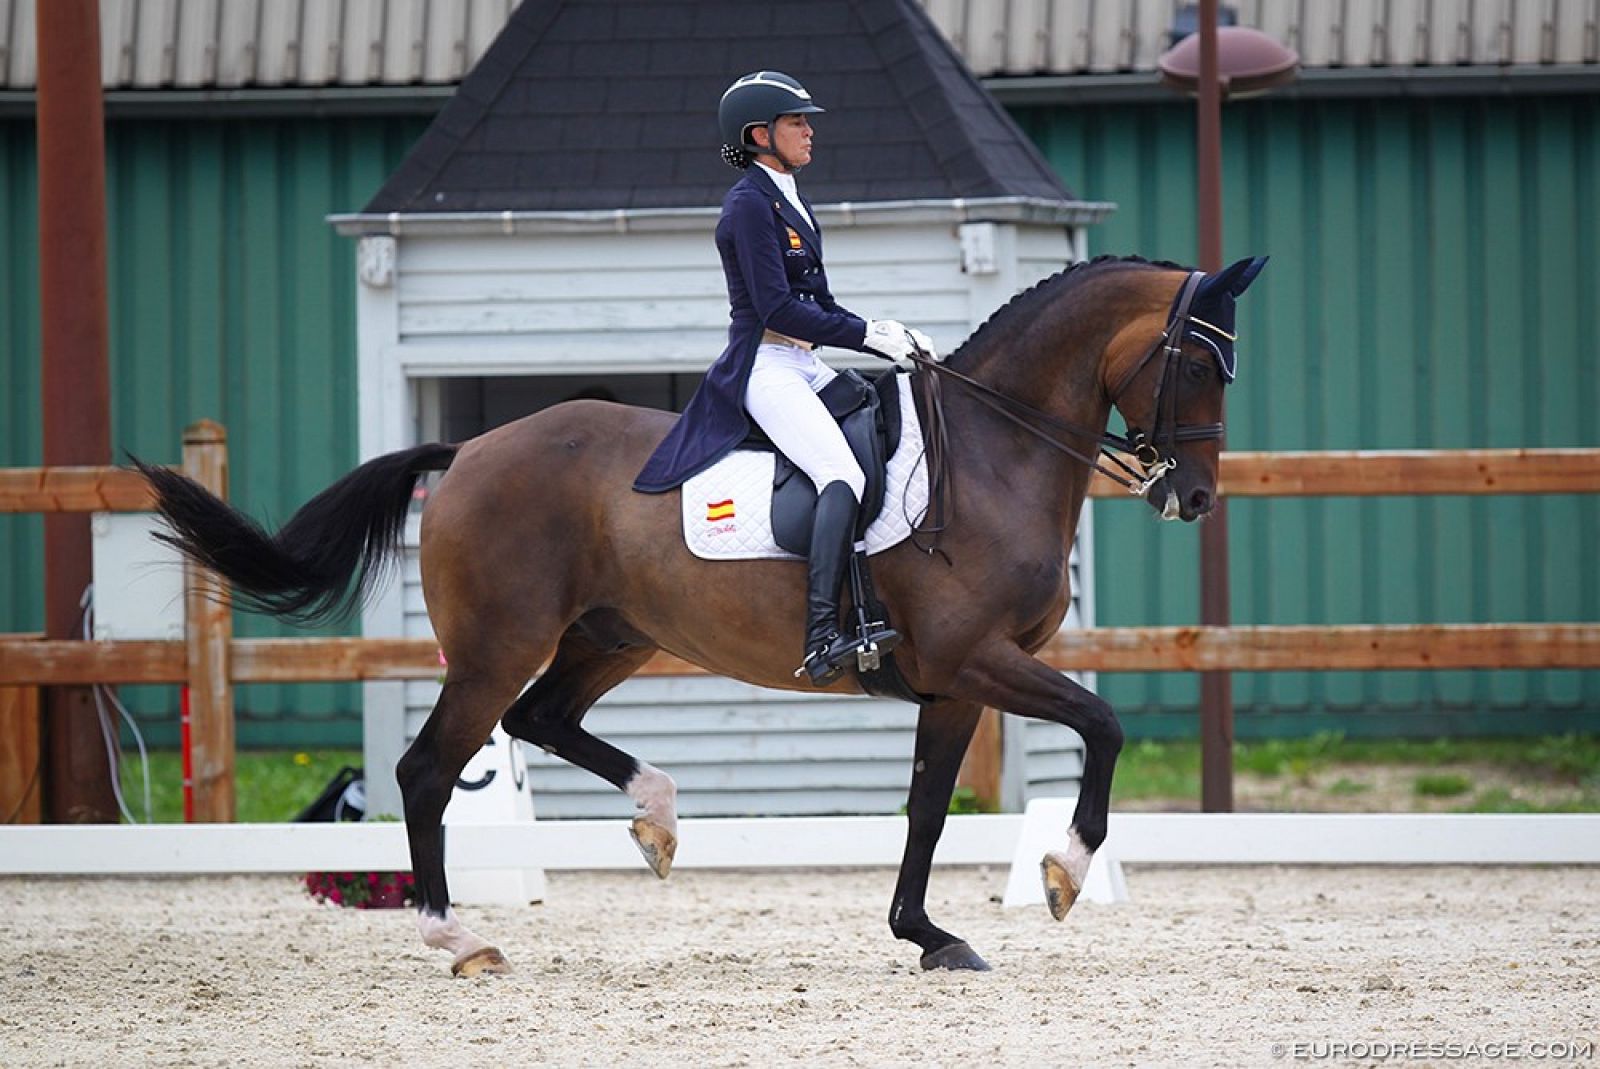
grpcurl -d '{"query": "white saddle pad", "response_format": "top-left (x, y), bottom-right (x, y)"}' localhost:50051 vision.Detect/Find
top-left (682, 374), bottom-right (930, 561)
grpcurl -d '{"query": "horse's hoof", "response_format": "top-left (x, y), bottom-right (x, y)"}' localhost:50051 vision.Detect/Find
top-left (630, 816), bottom-right (677, 879)
top-left (451, 946), bottom-right (512, 978)
top-left (920, 942), bottom-right (991, 972)
top-left (1040, 851), bottom-right (1082, 921)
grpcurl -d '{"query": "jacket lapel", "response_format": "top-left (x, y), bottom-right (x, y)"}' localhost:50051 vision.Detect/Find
top-left (748, 166), bottom-right (821, 257)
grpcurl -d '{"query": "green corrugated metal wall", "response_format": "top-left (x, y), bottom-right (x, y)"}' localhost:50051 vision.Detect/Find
top-left (3, 96), bottom-right (1595, 745)
top-left (1015, 95), bottom-right (1600, 737)
top-left (0, 115), bottom-right (428, 747)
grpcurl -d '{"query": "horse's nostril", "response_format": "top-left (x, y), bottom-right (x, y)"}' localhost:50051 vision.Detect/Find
top-left (1188, 488), bottom-right (1213, 515)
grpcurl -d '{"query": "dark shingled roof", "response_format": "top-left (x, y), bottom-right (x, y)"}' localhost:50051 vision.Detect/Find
top-left (364, 0), bottom-right (1077, 214)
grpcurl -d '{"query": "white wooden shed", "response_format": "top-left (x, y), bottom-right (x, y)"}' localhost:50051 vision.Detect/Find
top-left (331, 0), bottom-right (1114, 820)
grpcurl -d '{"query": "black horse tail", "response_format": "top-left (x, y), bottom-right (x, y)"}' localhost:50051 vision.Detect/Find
top-left (131, 443), bottom-right (458, 626)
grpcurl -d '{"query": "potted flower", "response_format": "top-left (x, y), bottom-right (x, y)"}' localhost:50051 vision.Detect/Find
top-left (304, 870), bottom-right (417, 909)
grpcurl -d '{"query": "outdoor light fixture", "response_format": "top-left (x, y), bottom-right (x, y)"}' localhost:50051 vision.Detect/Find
top-left (1157, 2), bottom-right (1299, 813)
top-left (1158, 25), bottom-right (1300, 99)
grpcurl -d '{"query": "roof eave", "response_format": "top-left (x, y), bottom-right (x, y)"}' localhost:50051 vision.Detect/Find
top-left (328, 197), bottom-right (1117, 236)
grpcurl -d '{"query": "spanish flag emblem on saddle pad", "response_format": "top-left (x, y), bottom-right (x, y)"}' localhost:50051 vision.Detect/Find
top-left (679, 376), bottom-right (929, 563)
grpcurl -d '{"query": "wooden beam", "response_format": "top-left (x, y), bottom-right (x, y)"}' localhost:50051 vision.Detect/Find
top-left (7, 449), bottom-right (1593, 516)
top-left (182, 421), bottom-right (234, 823)
top-left (0, 682), bottom-right (43, 823)
top-left (1089, 448), bottom-right (1600, 498)
top-left (957, 709), bottom-right (1004, 812)
top-left (6, 623), bottom-right (1596, 686)
top-left (0, 640), bottom-right (185, 683)
top-left (0, 466), bottom-right (154, 513)
top-left (231, 638), bottom-right (451, 681)
top-left (1035, 624), bottom-right (1600, 672)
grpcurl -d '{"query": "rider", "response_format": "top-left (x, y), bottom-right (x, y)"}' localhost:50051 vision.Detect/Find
top-left (633, 70), bottom-right (937, 686)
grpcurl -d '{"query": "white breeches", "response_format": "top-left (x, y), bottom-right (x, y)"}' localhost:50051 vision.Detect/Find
top-left (744, 342), bottom-right (865, 501)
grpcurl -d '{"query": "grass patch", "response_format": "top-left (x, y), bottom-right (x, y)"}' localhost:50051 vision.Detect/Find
top-left (1413, 772), bottom-right (1473, 798)
top-left (1454, 788), bottom-right (1600, 815)
top-left (1113, 734), bottom-right (1600, 810)
top-left (117, 749), bottom-right (362, 824)
top-left (1112, 739), bottom-right (1199, 803)
top-left (1232, 732), bottom-right (1345, 781)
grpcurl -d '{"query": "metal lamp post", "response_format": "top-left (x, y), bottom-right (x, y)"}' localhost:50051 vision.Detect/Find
top-left (1158, 2), bottom-right (1298, 812)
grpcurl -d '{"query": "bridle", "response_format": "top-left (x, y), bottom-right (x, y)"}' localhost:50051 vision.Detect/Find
top-left (912, 270), bottom-right (1224, 500)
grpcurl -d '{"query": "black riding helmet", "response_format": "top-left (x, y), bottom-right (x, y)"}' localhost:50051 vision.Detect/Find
top-left (718, 70), bottom-right (825, 170)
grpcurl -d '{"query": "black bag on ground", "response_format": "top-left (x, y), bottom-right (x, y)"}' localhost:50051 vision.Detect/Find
top-left (293, 765), bottom-right (365, 822)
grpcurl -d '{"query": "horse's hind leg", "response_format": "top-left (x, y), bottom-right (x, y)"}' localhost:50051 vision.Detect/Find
top-left (500, 617), bottom-right (676, 877)
top-left (889, 698), bottom-right (990, 971)
top-left (397, 665), bottom-right (531, 977)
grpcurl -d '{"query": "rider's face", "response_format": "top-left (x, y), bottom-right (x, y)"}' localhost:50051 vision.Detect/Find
top-left (757, 114), bottom-right (813, 171)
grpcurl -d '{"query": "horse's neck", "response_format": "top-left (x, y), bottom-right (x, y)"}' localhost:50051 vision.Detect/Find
top-left (940, 277), bottom-right (1166, 540)
top-left (933, 353), bottom-right (1103, 556)
top-left (949, 315), bottom-right (1114, 478)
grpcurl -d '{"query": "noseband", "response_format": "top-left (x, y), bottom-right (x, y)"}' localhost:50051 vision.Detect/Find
top-left (913, 270), bottom-right (1224, 499)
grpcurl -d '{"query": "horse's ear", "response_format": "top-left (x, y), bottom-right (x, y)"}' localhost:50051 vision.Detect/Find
top-left (1204, 255), bottom-right (1268, 299)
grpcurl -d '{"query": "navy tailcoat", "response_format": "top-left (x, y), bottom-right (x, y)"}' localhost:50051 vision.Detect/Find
top-left (633, 166), bottom-right (870, 492)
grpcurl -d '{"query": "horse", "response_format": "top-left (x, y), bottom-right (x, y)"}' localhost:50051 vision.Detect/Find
top-left (136, 253), bottom-right (1267, 975)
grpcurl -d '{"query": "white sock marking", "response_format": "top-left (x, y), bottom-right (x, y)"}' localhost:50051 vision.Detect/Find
top-left (625, 762), bottom-right (678, 835)
top-left (417, 908), bottom-right (492, 961)
top-left (1062, 827), bottom-right (1093, 889)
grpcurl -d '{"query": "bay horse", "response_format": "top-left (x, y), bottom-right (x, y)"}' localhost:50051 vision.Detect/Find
top-left (137, 254), bottom-right (1267, 975)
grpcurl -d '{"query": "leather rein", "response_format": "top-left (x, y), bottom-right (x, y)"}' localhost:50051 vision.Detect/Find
top-left (904, 270), bottom-right (1222, 550)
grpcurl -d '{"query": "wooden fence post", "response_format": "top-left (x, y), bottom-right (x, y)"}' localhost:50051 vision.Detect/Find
top-left (0, 640), bottom-right (43, 823)
top-left (957, 708), bottom-right (1004, 812)
top-left (182, 420), bottom-right (234, 822)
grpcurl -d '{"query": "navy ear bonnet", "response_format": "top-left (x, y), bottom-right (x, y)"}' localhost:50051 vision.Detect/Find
top-left (1178, 255), bottom-right (1267, 383)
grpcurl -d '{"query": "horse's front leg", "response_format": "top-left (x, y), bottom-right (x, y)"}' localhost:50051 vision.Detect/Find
top-left (952, 642), bottom-right (1124, 921)
top-left (889, 698), bottom-right (990, 971)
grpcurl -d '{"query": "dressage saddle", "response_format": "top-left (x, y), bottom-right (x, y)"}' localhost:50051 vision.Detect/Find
top-left (737, 367), bottom-right (904, 554)
top-left (737, 368), bottom-right (928, 704)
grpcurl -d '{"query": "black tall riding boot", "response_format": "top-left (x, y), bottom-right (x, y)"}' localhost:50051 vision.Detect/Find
top-left (798, 481), bottom-right (900, 686)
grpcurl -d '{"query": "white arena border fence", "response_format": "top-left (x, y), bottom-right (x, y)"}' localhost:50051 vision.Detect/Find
top-left (4, 809), bottom-right (1598, 899)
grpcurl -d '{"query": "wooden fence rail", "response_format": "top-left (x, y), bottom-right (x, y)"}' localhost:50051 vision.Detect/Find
top-left (5, 625), bottom-right (1600, 686)
top-left (6, 448), bottom-right (1599, 515)
top-left (4, 439), bottom-right (1599, 821)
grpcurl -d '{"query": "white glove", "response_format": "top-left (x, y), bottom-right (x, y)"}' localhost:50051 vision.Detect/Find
top-left (863, 319), bottom-right (937, 369)
top-left (907, 327), bottom-right (940, 364)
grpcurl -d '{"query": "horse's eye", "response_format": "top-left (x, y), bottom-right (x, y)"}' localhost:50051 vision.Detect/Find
top-left (1185, 359), bottom-right (1211, 383)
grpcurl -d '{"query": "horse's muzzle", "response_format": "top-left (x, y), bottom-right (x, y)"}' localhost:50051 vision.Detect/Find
top-left (1181, 486), bottom-right (1215, 521)
top-left (1145, 479), bottom-right (1215, 522)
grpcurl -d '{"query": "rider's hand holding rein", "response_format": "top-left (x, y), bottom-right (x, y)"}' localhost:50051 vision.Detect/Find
top-left (863, 320), bottom-right (939, 370)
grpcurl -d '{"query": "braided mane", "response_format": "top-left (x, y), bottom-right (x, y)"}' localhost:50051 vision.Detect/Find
top-left (948, 254), bottom-right (1190, 365)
